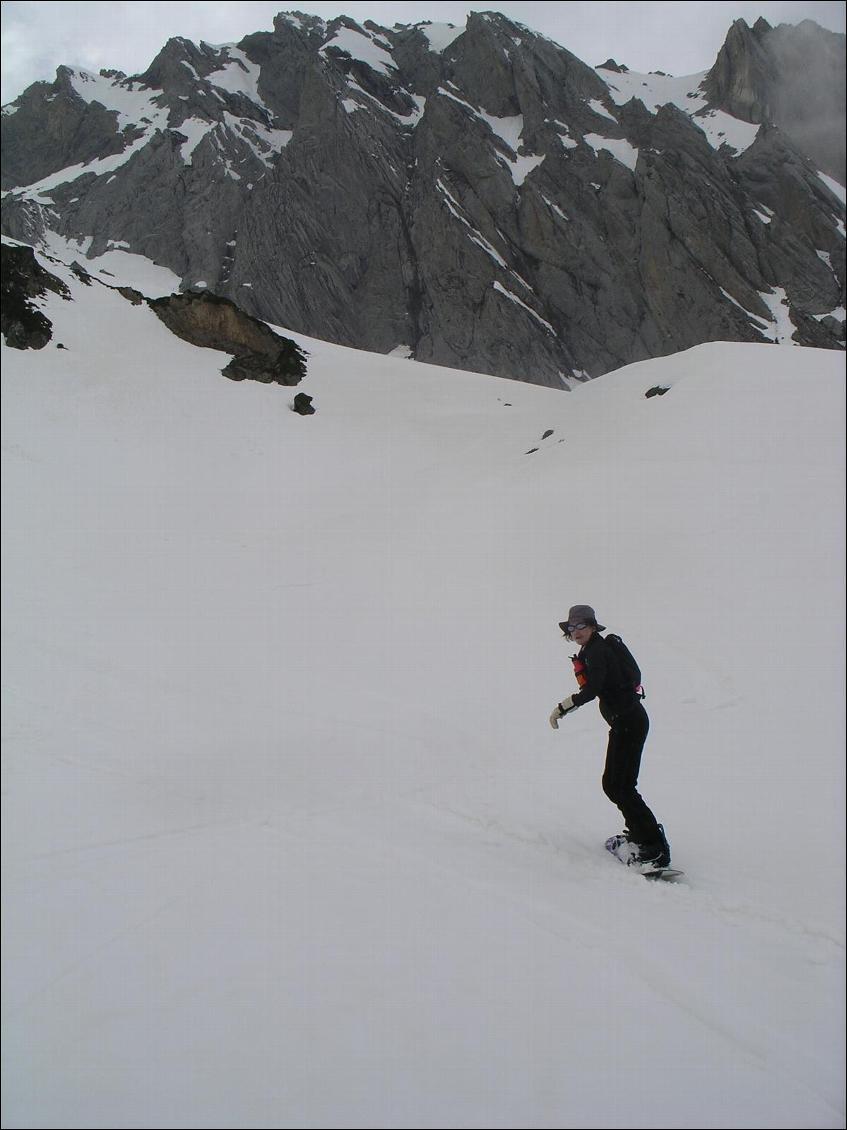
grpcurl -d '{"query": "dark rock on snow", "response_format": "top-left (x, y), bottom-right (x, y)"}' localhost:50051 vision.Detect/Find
top-left (0, 242), bottom-right (70, 349)
top-left (291, 392), bottom-right (317, 414)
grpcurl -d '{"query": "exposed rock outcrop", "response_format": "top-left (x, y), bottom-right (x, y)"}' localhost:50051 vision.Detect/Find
top-left (1, 242), bottom-right (70, 349)
top-left (148, 291), bottom-right (308, 385)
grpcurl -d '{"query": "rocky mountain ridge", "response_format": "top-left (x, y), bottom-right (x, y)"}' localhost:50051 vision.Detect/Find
top-left (1, 10), bottom-right (844, 386)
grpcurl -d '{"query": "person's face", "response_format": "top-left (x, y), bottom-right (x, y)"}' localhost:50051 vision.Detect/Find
top-left (569, 623), bottom-right (594, 647)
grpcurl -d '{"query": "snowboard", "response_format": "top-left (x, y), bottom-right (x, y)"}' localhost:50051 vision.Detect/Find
top-left (641, 867), bottom-right (685, 882)
top-left (605, 834), bottom-right (684, 881)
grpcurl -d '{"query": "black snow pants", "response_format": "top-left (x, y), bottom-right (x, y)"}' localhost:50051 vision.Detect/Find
top-left (601, 702), bottom-right (661, 846)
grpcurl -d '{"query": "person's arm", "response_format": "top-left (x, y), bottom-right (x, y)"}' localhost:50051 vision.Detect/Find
top-left (571, 644), bottom-right (608, 707)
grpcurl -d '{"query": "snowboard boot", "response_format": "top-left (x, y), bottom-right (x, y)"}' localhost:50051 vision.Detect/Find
top-left (632, 824), bottom-right (671, 870)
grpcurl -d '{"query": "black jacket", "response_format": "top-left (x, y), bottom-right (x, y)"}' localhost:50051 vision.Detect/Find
top-left (572, 631), bottom-right (643, 725)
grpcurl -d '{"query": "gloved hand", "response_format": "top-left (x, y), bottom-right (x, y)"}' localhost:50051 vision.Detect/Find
top-left (549, 695), bottom-right (578, 729)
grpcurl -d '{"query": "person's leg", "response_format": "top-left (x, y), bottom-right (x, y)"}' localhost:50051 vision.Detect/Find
top-left (601, 705), bottom-right (661, 845)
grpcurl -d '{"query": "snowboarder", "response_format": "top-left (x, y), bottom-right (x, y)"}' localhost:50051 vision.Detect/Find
top-left (549, 605), bottom-right (671, 870)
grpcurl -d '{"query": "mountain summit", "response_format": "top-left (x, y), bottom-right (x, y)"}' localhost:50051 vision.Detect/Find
top-left (2, 11), bottom-right (844, 385)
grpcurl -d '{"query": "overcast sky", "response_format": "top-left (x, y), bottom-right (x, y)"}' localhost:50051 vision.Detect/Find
top-left (1, 0), bottom-right (844, 104)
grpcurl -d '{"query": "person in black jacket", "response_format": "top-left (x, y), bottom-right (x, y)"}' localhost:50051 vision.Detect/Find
top-left (549, 604), bottom-right (670, 869)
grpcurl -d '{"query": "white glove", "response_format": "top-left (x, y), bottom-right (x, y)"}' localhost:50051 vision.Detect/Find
top-left (550, 695), bottom-right (579, 729)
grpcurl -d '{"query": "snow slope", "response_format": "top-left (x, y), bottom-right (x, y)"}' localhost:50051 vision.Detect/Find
top-left (598, 66), bottom-right (761, 154)
top-left (2, 252), bottom-right (845, 1129)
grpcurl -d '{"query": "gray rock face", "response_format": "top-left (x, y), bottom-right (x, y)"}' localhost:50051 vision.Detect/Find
top-left (0, 67), bottom-right (136, 191)
top-left (1, 11), bottom-right (844, 385)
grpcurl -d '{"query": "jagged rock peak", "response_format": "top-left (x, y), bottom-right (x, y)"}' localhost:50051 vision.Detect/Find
top-left (597, 59), bottom-right (629, 73)
top-left (137, 36), bottom-right (234, 89)
top-left (273, 11), bottom-right (330, 36)
top-left (704, 16), bottom-right (845, 181)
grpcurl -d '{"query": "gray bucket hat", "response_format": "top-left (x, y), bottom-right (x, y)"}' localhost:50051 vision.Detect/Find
top-left (559, 605), bottom-right (606, 633)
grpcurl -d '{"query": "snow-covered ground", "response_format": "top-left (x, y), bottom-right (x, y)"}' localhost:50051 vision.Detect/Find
top-left (2, 252), bottom-right (845, 1129)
